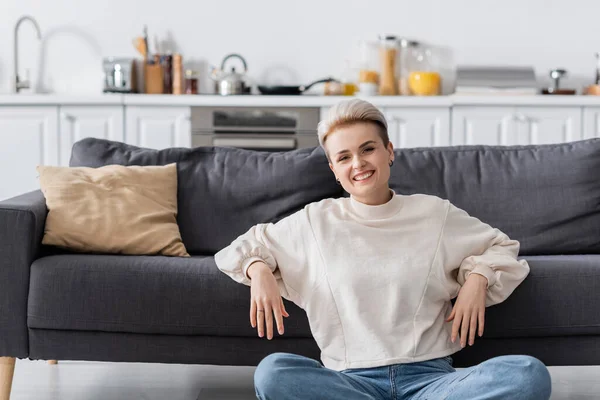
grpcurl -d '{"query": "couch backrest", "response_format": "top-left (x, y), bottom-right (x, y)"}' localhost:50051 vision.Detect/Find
top-left (71, 137), bottom-right (600, 256)
top-left (390, 139), bottom-right (600, 255)
top-left (70, 138), bottom-right (344, 254)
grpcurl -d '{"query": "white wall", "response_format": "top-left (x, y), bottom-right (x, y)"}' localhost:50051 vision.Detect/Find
top-left (0, 0), bottom-right (594, 95)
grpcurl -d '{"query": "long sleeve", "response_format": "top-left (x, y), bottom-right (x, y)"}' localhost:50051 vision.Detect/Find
top-left (214, 207), bottom-right (313, 305)
top-left (437, 201), bottom-right (530, 307)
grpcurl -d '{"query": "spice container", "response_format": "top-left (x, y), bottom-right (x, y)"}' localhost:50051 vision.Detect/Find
top-left (184, 69), bottom-right (199, 94)
top-left (378, 35), bottom-right (398, 95)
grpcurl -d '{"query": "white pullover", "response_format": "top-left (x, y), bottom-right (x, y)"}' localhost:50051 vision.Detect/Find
top-left (215, 189), bottom-right (530, 371)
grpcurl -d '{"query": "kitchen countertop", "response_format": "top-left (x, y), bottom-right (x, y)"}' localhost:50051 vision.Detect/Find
top-left (3, 94), bottom-right (600, 107)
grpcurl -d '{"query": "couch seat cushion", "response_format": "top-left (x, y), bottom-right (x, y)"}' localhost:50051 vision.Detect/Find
top-left (28, 254), bottom-right (600, 339)
top-left (481, 255), bottom-right (600, 338)
top-left (27, 254), bottom-right (312, 337)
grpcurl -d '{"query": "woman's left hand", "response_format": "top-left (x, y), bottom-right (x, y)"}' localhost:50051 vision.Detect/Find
top-left (446, 273), bottom-right (488, 347)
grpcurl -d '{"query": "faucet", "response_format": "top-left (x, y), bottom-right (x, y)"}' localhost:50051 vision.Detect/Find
top-left (14, 15), bottom-right (42, 93)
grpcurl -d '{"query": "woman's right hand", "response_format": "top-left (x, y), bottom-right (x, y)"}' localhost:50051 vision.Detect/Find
top-left (248, 261), bottom-right (290, 340)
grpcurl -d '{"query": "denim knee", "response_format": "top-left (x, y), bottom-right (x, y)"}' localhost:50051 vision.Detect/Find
top-left (508, 355), bottom-right (552, 399)
top-left (254, 353), bottom-right (295, 398)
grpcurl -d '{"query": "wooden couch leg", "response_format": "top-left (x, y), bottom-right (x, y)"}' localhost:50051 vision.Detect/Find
top-left (0, 357), bottom-right (16, 400)
top-left (47, 360), bottom-right (57, 365)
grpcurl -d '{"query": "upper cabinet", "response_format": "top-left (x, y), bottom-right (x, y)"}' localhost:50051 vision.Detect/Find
top-left (452, 106), bottom-right (582, 145)
top-left (125, 106), bottom-right (191, 149)
top-left (0, 106), bottom-right (59, 200)
top-left (384, 107), bottom-right (450, 148)
top-left (59, 106), bottom-right (124, 166)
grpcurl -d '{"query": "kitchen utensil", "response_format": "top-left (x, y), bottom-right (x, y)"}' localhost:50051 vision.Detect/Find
top-left (133, 37), bottom-right (147, 59)
top-left (541, 69), bottom-right (576, 95)
top-left (143, 25), bottom-right (150, 61)
top-left (210, 53), bottom-right (251, 95)
top-left (257, 77), bottom-right (337, 95)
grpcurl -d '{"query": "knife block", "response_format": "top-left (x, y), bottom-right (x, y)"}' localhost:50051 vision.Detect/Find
top-left (144, 63), bottom-right (164, 94)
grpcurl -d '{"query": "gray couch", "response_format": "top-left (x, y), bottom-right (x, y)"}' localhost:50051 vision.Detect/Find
top-left (2, 137), bottom-right (600, 372)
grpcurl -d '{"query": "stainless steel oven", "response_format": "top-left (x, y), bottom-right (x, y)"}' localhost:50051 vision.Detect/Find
top-left (191, 106), bottom-right (320, 151)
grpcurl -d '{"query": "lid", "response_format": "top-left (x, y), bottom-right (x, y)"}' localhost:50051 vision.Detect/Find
top-left (399, 39), bottom-right (420, 48)
top-left (378, 34), bottom-right (397, 41)
top-left (222, 67), bottom-right (246, 85)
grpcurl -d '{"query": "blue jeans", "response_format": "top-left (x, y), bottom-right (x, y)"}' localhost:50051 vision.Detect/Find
top-left (254, 352), bottom-right (552, 400)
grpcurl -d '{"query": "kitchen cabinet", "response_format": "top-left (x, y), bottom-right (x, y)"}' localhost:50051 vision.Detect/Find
top-left (452, 106), bottom-right (582, 145)
top-left (0, 106), bottom-right (59, 201)
top-left (583, 107), bottom-right (600, 139)
top-left (125, 106), bottom-right (191, 149)
top-left (59, 106), bottom-right (124, 166)
top-left (320, 106), bottom-right (450, 148)
top-left (384, 107), bottom-right (450, 148)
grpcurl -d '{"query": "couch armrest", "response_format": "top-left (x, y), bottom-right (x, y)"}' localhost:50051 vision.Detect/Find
top-left (0, 190), bottom-right (47, 358)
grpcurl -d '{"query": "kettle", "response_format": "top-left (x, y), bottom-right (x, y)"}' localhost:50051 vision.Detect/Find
top-left (210, 53), bottom-right (251, 95)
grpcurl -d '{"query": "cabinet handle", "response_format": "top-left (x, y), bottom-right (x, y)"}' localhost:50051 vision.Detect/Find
top-left (512, 112), bottom-right (538, 123)
top-left (512, 112), bottom-right (527, 122)
top-left (60, 112), bottom-right (75, 122)
top-left (388, 115), bottom-right (405, 124)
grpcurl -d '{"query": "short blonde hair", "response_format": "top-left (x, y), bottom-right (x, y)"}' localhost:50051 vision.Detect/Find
top-left (317, 99), bottom-right (389, 155)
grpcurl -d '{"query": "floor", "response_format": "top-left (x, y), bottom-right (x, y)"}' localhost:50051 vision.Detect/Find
top-left (8, 359), bottom-right (600, 399)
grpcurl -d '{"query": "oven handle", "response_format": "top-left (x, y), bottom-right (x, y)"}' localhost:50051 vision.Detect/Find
top-left (212, 137), bottom-right (296, 149)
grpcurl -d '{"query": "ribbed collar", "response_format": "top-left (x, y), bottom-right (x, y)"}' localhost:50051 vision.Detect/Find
top-left (349, 189), bottom-right (403, 220)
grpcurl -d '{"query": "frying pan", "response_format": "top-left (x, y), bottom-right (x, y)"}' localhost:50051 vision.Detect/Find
top-left (258, 77), bottom-right (337, 95)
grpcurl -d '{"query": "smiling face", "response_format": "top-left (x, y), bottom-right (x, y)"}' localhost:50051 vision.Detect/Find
top-left (326, 122), bottom-right (395, 205)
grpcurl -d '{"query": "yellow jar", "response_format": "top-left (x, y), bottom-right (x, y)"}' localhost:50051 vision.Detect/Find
top-left (408, 71), bottom-right (441, 96)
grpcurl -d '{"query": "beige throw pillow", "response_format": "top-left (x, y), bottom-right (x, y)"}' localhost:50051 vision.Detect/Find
top-left (37, 163), bottom-right (189, 257)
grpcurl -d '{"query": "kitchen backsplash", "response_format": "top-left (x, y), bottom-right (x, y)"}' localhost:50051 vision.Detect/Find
top-left (1, 0), bottom-right (596, 95)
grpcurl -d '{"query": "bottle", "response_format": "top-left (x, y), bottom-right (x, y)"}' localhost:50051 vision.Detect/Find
top-left (172, 54), bottom-right (183, 95)
top-left (162, 54), bottom-right (173, 94)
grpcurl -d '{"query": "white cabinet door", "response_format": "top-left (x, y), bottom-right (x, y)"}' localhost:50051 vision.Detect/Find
top-left (451, 107), bottom-right (517, 145)
top-left (515, 107), bottom-right (582, 144)
top-left (125, 107), bottom-right (191, 149)
top-left (452, 106), bottom-right (583, 146)
top-left (583, 107), bottom-right (600, 139)
top-left (0, 106), bottom-right (59, 200)
top-left (59, 106), bottom-right (124, 166)
top-left (384, 107), bottom-right (450, 148)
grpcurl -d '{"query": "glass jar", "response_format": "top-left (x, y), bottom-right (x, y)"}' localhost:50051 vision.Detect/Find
top-left (378, 35), bottom-right (398, 95)
top-left (408, 47), bottom-right (441, 96)
top-left (356, 40), bottom-right (379, 95)
top-left (184, 69), bottom-right (199, 94)
top-left (398, 39), bottom-right (420, 95)
top-left (341, 60), bottom-right (358, 96)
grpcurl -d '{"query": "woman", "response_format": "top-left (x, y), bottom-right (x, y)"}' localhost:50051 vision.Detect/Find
top-left (214, 99), bottom-right (552, 400)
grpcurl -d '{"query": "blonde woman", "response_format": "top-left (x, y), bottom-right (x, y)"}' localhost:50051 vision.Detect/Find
top-left (215, 99), bottom-right (551, 400)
